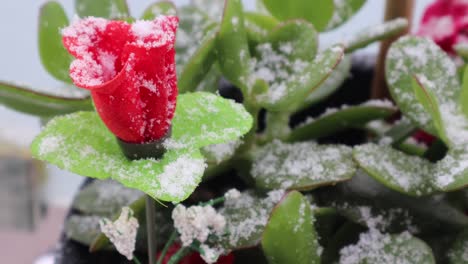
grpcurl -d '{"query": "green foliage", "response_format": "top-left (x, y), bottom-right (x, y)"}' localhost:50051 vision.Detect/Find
top-left (141, 1), bottom-right (176, 19)
top-left (326, 0), bottom-right (366, 30)
top-left (75, 0), bottom-right (130, 18)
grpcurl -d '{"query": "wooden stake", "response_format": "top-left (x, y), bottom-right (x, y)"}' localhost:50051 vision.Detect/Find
top-left (371, 0), bottom-right (415, 99)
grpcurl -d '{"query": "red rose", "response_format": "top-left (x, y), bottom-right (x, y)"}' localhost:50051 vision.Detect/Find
top-left (156, 244), bottom-right (235, 264)
top-left (62, 16), bottom-right (178, 143)
top-left (418, 0), bottom-right (468, 53)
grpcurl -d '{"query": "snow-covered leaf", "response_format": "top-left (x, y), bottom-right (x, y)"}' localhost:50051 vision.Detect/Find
top-left (72, 180), bottom-right (143, 217)
top-left (460, 66), bottom-right (468, 119)
top-left (353, 143), bottom-right (436, 197)
top-left (262, 191), bottom-right (320, 264)
top-left (251, 140), bottom-right (356, 190)
top-left (434, 148), bottom-right (468, 191)
top-left (141, 1), bottom-right (177, 19)
top-left (39, 1), bottom-right (73, 83)
top-left (345, 18), bottom-right (408, 53)
top-left (448, 229), bottom-right (468, 264)
top-left (65, 215), bottom-right (103, 245)
top-left (326, 0), bottom-right (366, 30)
top-left (244, 12), bottom-right (278, 44)
top-left (288, 100), bottom-right (396, 142)
top-left (192, 0), bottom-right (225, 22)
top-left (0, 81), bottom-right (92, 117)
top-left (75, 0), bottom-right (129, 19)
top-left (261, 0), bottom-right (334, 31)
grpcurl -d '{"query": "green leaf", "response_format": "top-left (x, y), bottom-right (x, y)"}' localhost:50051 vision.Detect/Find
top-left (385, 36), bottom-right (461, 135)
top-left (218, 190), bottom-right (286, 250)
top-left (261, 0), bottom-right (334, 31)
top-left (72, 180), bottom-right (143, 217)
top-left (255, 43), bottom-right (343, 112)
top-left (303, 55), bottom-right (351, 106)
top-left (0, 81), bottom-right (93, 117)
top-left (353, 143), bottom-right (436, 197)
top-left (141, 1), bottom-right (177, 19)
top-left (434, 148), bottom-right (468, 191)
top-left (75, 0), bottom-right (130, 18)
top-left (345, 18), bottom-right (408, 53)
top-left (454, 43), bottom-right (468, 61)
top-left (460, 66), bottom-right (468, 119)
top-left (326, 0), bottom-right (366, 30)
top-left (339, 231), bottom-right (435, 263)
top-left (65, 215), bottom-right (103, 245)
top-left (244, 12), bottom-right (279, 44)
top-left (448, 229), bottom-right (468, 264)
top-left (39, 1), bottom-right (73, 83)
top-left (216, 0), bottom-right (252, 93)
top-left (178, 32), bottom-right (217, 93)
top-left (192, 0), bottom-right (225, 22)
top-left (262, 191), bottom-right (320, 264)
top-left (251, 140), bottom-right (356, 190)
top-left (31, 93), bottom-right (252, 202)
top-left (288, 100), bottom-right (396, 142)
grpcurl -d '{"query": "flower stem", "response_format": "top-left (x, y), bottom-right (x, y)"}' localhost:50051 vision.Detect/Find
top-left (133, 255), bottom-right (143, 264)
top-left (167, 247), bottom-right (191, 264)
top-left (146, 195), bottom-right (157, 264)
top-left (156, 231), bottom-right (177, 264)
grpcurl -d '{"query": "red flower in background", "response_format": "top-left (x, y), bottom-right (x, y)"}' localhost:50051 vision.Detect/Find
top-left (156, 244), bottom-right (234, 264)
top-left (62, 16), bottom-right (178, 143)
top-left (418, 0), bottom-right (468, 53)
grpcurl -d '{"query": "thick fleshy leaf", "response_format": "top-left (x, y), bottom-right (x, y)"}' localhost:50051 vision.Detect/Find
top-left (261, 0), bottom-right (334, 31)
top-left (65, 215), bottom-right (103, 245)
top-left (460, 66), bottom-right (468, 119)
top-left (448, 229), bottom-right (468, 264)
top-left (251, 140), bottom-right (356, 190)
top-left (192, 0), bottom-right (225, 22)
top-left (434, 148), bottom-right (468, 191)
top-left (171, 92), bottom-right (253, 148)
top-left (353, 143), bottom-right (436, 196)
top-left (75, 0), bottom-right (130, 18)
top-left (261, 191), bottom-right (320, 264)
top-left (216, 0), bottom-right (252, 93)
top-left (244, 12), bottom-right (279, 44)
top-left (385, 36), bottom-right (461, 135)
top-left (39, 1), bottom-right (73, 83)
top-left (288, 100), bottom-right (396, 142)
top-left (141, 1), bottom-right (177, 19)
top-left (339, 231), bottom-right (436, 263)
top-left (217, 190), bottom-right (286, 250)
top-left (72, 180), bottom-right (142, 217)
top-left (326, 0), bottom-right (366, 30)
top-left (345, 18), bottom-right (408, 53)
top-left (255, 44), bottom-right (343, 112)
top-left (303, 55), bottom-right (351, 106)
top-left (0, 82), bottom-right (92, 117)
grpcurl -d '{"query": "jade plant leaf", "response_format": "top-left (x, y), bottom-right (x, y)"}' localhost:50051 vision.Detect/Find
top-left (288, 100), bottom-right (396, 142)
top-left (261, 191), bottom-right (320, 264)
top-left (72, 180), bottom-right (143, 217)
top-left (353, 143), bottom-right (436, 197)
top-left (192, 0), bottom-right (225, 22)
top-left (244, 12), bottom-right (279, 44)
top-left (216, 0), bottom-right (252, 93)
top-left (141, 1), bottom-right (177, 19)
top-left (65, 215), bottom-right (103, 245)
top-left (0, 82), bottom-right (92, 117)
top-left (386, 36), bottom-right (468, 145)
top-left (460, 66), bottom-right (468, 119)
top-left (326, 0), bottom-right (366, 30)
top-left (339, 231), bottom-right (436, 263)
top-left (251, 140), bottom-right (356, 190)
top-left (434, 148), bottom-right (468, 191)
top-left (75, 0), bottom-right (130, 19)
top-left (217, 190), bottom-right (286, 250)
top-left (261, 0), bottom-right (334, 31)
top-left (39, 1), bottom-right (73, 83)
top-left (448, 229), bottom-right (468, 264)
top-left (345, 18), bottom-right (408, 53)
top-left (31, 93), bottom-right (252, 202)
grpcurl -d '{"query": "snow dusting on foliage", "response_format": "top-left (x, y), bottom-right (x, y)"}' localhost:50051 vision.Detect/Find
top-left (345, 18), bottom-right (408, 50)
top-left (251, 140), bottom-right (356, 190)
top-left (434, 148), bottom-right (468, 189)
top-left (99, 207), bottom-right (139, 260)
top-left (202, 140), bottom-right (242, 164)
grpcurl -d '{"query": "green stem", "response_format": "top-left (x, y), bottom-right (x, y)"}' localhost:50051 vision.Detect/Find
top-left (146, 195), bottom-right (157, 264)
top-left (156, 231), bottom-right (178, 264)
top-left (133, 255), bottom-right (143, 264)
top-left (264, 111), bottom-right (290, 142)
top-left (167, 247), bottom-right (191, 264)
top-left (236, 102), bottom-right (260, 154)
top-left (200, 196), bottom-right (226, 206)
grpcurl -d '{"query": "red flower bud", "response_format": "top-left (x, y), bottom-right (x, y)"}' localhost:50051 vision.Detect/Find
top-left (62, 16), bottom-right (179, 143)
top-left (418, 0), bottom-right (468, 54)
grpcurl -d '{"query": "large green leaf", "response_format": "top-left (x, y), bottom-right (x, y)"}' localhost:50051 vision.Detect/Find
top-left (75, 0), bottom-right (130, 18)
top-left (262, 191), bottom-right (320, 264)
top-left (448, 229), bottom-right (468, 264)
top-left (251, 140), bottom-right (356, 190)
top-left (326, 0), bottom-right (366, 30)
top-left (353, 143), bottom-right (436, 197)
top-left (244, 12), bottom-right (279, 44)
top-left (288, 100), bottom-right (396, 142)
top-left (31, 93), bottom-right (252, 202)
top-left (39, 1), bottom-right (73, 83)
top-left (261, 0), bottom-right (334, 31)
top-left (434, 148), bottom-right (468, 191)
top-left (460, 66), bottom-right (468, 119)
top-left (141, 1), bottom-right (177, 19)
top-left (339, 231), bottom-right (435, 263)
top-left (0, 82), bottom-right (92, 117)
top-left (345, 18), bottom-right (408, 53)
top-left (386, 36), bottom-right (465, 139)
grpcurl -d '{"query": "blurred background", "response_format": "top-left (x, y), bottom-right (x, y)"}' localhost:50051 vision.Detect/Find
top-left (0, 0), bottom-right (432, 263)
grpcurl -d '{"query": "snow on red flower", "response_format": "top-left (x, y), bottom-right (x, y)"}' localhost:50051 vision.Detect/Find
top-left (417, 0), bottom-right (468, 53)
top-left (62, 16), bottom-right (178, 143)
